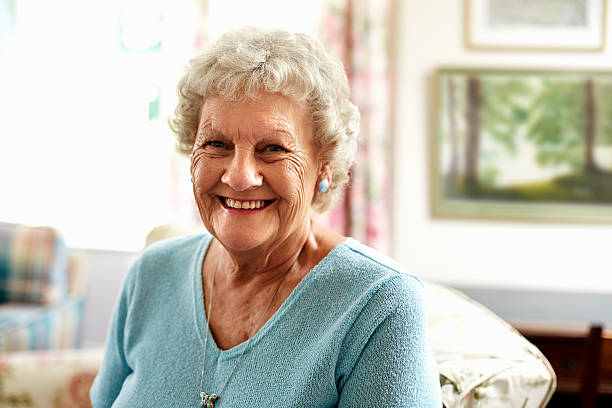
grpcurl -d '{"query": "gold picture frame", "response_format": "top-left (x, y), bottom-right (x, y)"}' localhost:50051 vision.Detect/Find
top-left (465, 0), bottom-right (607, 52)
top-left (431, 67), bottom-right (612, 223)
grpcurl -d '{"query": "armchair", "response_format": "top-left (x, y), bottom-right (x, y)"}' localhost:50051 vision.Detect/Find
top-left (0, 222), bottom-right (86, 352)
top-left (426, 282), bottom-right (555, 407)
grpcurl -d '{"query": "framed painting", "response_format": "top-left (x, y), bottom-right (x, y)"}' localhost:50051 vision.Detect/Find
top-left (465, 0), bottom-right (607, 51)
top-left (431, 67), bottom-right (612, 223)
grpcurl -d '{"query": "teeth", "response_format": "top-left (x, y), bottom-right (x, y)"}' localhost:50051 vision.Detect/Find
top-left (224, 198), bottom-right (266, 209)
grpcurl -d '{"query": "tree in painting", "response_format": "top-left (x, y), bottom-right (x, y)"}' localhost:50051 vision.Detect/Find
top-left (439, 70), bottom-right (612, 204)
top-left (528, 79), bottom-right (595, 172)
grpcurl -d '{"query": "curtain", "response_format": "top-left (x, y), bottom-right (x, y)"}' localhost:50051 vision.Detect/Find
top-left (317, 0), bottom-right (392, 254)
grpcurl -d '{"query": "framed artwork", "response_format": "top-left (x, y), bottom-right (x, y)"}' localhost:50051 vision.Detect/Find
top-left (465, 0), bottom-right (607, 51)
top-left (431, 67), bottom-right (612, 223)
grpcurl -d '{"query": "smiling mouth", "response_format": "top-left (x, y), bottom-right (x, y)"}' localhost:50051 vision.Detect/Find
top-left (219, 197), bottom-right (275, 210)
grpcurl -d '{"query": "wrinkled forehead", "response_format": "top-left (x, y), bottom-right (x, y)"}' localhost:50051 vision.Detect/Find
top-left (198, 94), bottom-right (313, 144)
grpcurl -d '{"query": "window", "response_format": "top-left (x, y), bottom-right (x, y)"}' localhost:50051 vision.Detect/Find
top-left (0, 0), bottom-right (321, 251)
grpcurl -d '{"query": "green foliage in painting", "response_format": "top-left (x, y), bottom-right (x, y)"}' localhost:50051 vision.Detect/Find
top-left (595, 79), bottom-right (612, 145)
top-left (481, 77), bottom-right (533, 155)
top-left (526, 79), bottom-right (585, 170)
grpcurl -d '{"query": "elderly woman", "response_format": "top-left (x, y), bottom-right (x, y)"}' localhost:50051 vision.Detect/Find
top-left (90, 27), bottom-right (441, 407)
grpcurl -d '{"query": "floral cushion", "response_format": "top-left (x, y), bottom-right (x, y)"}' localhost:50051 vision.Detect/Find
top-left (0, 348), bottom-right (102, 408)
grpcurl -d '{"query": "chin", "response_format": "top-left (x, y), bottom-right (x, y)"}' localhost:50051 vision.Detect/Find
top-left (213, 229), bottom-right (269, 253)
top-left (219, 239), bottom-right (261, 252)
top-left (208, 216), bottom-right (279, 253)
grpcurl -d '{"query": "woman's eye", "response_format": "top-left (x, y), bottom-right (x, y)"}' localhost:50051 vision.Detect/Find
top-left (264, 144), bottom-right (286, 153)
top-left (204, 140), bottom-right (226, 149)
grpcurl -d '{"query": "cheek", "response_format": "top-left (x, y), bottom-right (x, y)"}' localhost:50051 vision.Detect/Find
top-left (191, 155), bottom-right (221, 201)
top-left (278, 154), bottom-right (317, 209)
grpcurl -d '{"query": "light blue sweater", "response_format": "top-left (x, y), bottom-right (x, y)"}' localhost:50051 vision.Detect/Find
top-left (90, 233), bottom-right (441, 407)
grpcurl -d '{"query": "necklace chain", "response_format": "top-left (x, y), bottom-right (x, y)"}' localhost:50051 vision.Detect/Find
top-left (199, 251), bottom-right (298, 406)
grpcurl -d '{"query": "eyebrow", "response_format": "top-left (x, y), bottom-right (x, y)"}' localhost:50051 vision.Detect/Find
top-left (198, 124), bottom-right (295, 140)
top-left (198, 126), bottom-right (224, 139)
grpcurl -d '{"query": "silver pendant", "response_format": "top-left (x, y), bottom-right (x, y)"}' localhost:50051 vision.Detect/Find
top-left (201, 392), bottom-right (218, 407)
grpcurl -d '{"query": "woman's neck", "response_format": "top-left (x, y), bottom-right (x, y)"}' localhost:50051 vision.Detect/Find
top-left (207, 219), bottom-right (313, 290)
top-left (204, 218), bottom-right (346, 293)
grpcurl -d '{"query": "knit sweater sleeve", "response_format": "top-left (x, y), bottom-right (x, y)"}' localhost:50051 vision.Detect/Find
top-left (89, 258), bottom-right (139, 408)
top-left (336, 274), bottom-right (442, 408)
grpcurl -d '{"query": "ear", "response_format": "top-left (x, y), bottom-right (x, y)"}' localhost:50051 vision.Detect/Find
top-left (318, 161), bottom-right (334, 183)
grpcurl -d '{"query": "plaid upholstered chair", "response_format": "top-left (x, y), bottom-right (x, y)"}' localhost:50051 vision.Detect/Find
top-left (0, 222), bottom-right (86, 352)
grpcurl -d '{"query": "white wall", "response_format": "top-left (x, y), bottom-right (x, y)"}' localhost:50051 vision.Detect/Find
top-left (392, 1), bottom-right (612, 293)
top-left (76, 249), bottom-right (137, 347)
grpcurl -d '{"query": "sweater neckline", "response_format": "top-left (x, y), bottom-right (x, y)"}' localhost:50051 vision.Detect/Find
top-left (191, 234), bottom-right (353, 359)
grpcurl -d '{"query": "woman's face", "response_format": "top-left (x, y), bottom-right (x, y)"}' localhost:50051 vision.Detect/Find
top-left (191, 93), bottom-right (320, 253)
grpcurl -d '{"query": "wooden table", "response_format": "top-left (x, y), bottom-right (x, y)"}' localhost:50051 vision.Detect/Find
top-left (513, 322), bottom-right (612, 407)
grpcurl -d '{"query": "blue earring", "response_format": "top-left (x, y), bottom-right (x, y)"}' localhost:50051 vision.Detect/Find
top-left (317, 179), bottom-right (329, 193)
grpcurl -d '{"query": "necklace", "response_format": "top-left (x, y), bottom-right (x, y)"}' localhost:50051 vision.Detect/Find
top-left (199, 253), bottom-right (298, 407)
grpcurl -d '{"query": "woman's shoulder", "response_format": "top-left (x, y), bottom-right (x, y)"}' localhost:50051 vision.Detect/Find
top-left (339, 238), bottom-right (401, 270)
top-left (141, 230), bottom-right (211, 260)
top-left (127, 231), bottom-right (212, 282)
top-left (312, 238), bottom-right (425, 314)
top-left (328, 238), bottom-right (422, 288)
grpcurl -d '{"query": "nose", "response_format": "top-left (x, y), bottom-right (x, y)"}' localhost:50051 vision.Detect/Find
top-left (221, 149), bottom-right (263, 191)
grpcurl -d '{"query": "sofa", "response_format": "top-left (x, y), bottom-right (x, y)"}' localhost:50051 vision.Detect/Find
top-left (427, 282), bottom-right (555, 407)
top-left (0, 222), bottom-right (86, 352)
top-left (0, 225), bottom-right (556, 407)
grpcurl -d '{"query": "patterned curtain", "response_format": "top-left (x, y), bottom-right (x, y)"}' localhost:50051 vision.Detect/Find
top-left (317, 0), bottom-right (392, 254)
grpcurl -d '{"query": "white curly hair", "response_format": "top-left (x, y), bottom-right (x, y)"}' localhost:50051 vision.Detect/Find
top-left (169, 26), bottom-right (360, 212)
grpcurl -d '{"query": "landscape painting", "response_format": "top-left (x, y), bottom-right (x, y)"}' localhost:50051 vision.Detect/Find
top-left (488, 0), bottom-right (588, 27)
top-left (465, 0), bottom-right (605, 51)
top-left (433, 68), bottom-right (612, 222)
